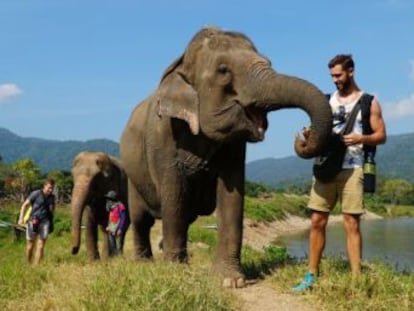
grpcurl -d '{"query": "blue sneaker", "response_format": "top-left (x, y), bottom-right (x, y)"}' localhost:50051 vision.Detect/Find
top-left (293, 272), bottom-right (315, 292)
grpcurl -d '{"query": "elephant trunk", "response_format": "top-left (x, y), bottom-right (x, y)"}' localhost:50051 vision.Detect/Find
top-left (71, 175), bottom-right (91, 255)
top-left (248, 68), bottom-right (332, 158)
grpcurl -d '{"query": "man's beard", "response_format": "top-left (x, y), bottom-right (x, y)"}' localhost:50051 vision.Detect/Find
top-left (335, 78), bottom-right (351, 92)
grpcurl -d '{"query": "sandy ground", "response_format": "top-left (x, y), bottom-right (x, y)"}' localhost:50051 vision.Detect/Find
top-left (232, 281), bottom-right (315, 311)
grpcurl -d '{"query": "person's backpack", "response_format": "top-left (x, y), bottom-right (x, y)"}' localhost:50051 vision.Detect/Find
top-left (30, 190), bottom-right (55, 233)
top-left (360, 94), bottom-right (375, 157)
top-left (313, 93), bottom-right (374, 182)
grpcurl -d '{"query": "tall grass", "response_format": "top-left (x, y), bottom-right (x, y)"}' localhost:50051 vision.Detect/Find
top-left (270, 257), bottom-right (414, 311)
top-left (0, 206), bottom-right (237, 311)
top-left (1, 199), bottom-right (413, 311)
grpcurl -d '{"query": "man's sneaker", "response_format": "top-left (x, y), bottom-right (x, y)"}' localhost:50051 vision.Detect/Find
top-left (293, 272), bottom-right (315, 292)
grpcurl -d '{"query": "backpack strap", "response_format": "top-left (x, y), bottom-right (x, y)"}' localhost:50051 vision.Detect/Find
top-left (360, 93), bottom-right (374, 134)
top-left (327, 92), bottom-right (376, 156)
top-left (360, 93), bottom-right (376, 155)
top-left (341, 101), bottom-right (361, 135)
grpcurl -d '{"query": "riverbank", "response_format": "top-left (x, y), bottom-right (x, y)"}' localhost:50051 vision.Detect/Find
top-left (243, 211), bottom-right (382, 251)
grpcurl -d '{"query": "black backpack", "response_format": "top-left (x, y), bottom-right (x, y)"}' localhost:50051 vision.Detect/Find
top-left (313, 93), bottom-right (374, 182)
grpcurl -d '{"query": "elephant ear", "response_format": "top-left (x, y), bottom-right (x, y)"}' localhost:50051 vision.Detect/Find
top-left (156, 57), bottom-right (200, 135)
top-left (95, 153), bottom-right (111, 178)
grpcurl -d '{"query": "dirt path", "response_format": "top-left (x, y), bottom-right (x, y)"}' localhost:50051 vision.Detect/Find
top-left (233, 216), bottom-right (316, 311)
top-left (234, 282), bottom-right (315, 311)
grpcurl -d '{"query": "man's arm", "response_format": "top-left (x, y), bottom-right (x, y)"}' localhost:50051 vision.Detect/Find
top-left (343, 97), bottom-right (386, 146)
top-left (364, 97), bottom-right (386, 146)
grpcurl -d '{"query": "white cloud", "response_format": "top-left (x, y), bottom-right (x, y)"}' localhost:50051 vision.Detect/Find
top-left (384, 93), bottom-right (414, 120)
top-left (382, 60), bottom-right (414, 120)
top-left (0, 83), bottom-right (22, 103)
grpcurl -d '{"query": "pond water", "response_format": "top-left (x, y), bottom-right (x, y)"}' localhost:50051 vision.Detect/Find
top-left (274, 217), bottom-right (414, 272)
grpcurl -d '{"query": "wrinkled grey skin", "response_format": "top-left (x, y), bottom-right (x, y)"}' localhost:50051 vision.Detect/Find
top-left (71, 151), bottom-right (130, 260)
top-left (120, 27), bottom-right (332, 287)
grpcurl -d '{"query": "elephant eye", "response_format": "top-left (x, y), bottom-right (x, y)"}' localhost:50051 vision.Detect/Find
top-left (217, 64), bottom-right (229, 74)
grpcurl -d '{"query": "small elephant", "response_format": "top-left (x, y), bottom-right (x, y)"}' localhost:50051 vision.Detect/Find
top-left (70, 151), bottom-right (130, 260)
top-left (120, 27), bottom-right (332, 287)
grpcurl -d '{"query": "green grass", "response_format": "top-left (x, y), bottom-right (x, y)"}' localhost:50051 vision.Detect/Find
top-left (0, 206), bottom-right (237, 311)
top-left (385, 204), bottom-right (414, 217)
top-left (1, 200), bottom-right (414, 311)
top-left (270, 257), bottom-right (414, 311)
top-left (244, 193), bottom-right (309, 222)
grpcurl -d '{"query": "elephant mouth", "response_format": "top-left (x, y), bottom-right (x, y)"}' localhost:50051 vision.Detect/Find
top-left (245, 106), bottom-right (268, 141)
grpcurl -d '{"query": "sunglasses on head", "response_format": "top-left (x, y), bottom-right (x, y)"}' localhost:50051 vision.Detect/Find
top-left (334, 105), bottom-right (346, 123)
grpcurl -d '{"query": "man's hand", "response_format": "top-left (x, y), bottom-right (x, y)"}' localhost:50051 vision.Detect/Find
top-left (342, 133), bottom-right (363, 146)
top-left (302, 127), bottom-right (311, 140)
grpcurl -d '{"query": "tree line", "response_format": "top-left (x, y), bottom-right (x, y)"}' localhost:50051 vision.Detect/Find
top-left (246, 176), bottom-right (414, 207)
top-left (1, 156), bottom-right (413, 207)
top-left (0, 158), bottom-right (72, 204)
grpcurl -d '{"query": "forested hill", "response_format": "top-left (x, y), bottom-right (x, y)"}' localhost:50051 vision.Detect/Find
top-left (246, 132), bottom-right (414, 187)
top-left (0, 128), bottom-right (119, 172)
top-left (1, 127), bottom-right (413, 184)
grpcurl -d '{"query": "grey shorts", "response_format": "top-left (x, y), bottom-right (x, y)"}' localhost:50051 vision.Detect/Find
top-left (26, 218), bottom-right (50, 240)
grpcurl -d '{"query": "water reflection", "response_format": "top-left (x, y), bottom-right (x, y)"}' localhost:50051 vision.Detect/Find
top-left (274, 217), bottom-right (414, 272)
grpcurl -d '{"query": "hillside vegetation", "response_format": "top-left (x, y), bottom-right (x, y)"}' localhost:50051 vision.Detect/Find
top-left (247, 132), bottom-right (414, 187)
top-left (1, 128), bottom-right (414, 185)
top-left (0, 128), bottom-right (119, 172)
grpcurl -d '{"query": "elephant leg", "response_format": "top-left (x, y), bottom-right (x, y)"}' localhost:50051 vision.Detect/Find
top-left (129, 182), bottom-right (154, 260)
top-left (161, 212), bottom-right (190, 263)
top-left (213, 179), bottom-right (245, 287)
top-left (161, 175), bottom-right (190, 263)
top-left (100, 224), bottom-right (111, 259)
top-left (85, 207), bottom-right (100, 260)
top-left (212, 145), bottom-right (246, 288)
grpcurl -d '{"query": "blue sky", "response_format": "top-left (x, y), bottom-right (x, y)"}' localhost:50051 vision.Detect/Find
top-left (1, 0), bottom-right (413, 163)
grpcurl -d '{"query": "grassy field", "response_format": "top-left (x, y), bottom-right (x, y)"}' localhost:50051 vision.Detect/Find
top-left (0, 196), bottom-right (413, 311)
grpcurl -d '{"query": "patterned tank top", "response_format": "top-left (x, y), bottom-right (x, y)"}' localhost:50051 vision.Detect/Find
top-left (329, 91), bottom-right (364, 169)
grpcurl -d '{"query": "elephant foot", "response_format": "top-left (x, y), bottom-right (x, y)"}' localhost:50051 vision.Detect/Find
top-left (88, 253), bottom-right (100, 261)
top-left (134, 249), bottom-right (154, 262)
top-left (212, 260), bottom-right (246, 288)
top-left (134, 256), bottom-right (154, 263)
top-left (164, 250), bottom-right (188, 263)
top-left (222, 277), bottom-right (246, 288)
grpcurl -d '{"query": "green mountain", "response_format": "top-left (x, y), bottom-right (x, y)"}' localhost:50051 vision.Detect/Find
top-left (0, 128), bottom-right (119, 172)
top-left (1, 127), bottom-right (413, 185)
top-left (246, 132), bottom-right (414, 187)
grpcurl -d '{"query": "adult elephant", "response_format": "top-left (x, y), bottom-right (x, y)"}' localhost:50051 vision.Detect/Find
top-left (120, 27), bottom-right (332, 287)
top-left (71, 151), bottom-right (129, 260)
